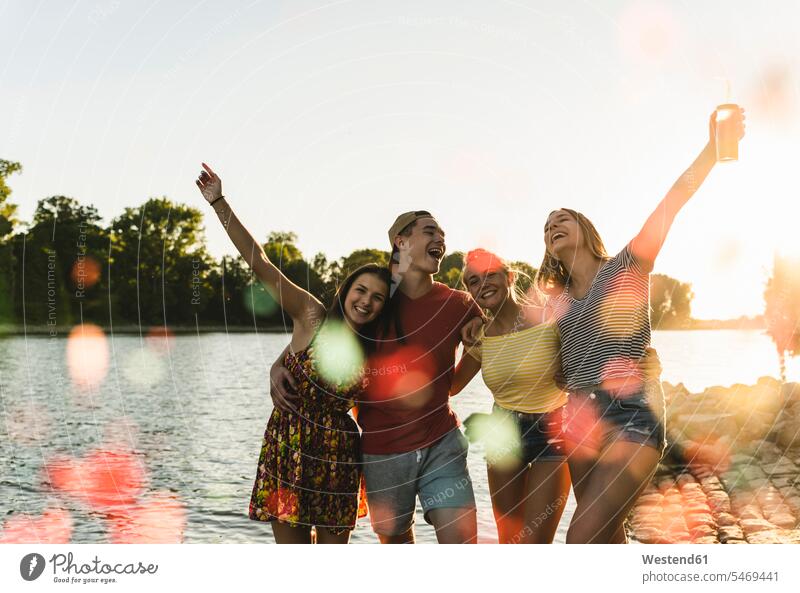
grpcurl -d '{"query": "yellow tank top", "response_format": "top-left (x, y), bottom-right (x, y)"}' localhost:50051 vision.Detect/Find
top-left (467, 321), bottom-right (566, 414)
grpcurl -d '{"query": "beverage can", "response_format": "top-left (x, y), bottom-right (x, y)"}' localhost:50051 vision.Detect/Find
top-left (715, 103), bottom-right (740, 162)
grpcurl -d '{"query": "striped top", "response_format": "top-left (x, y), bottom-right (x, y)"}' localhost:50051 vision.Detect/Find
top-left (466, 320), bottom-right (567, 414)
top-left (550, 243), bottom-right (650, 391)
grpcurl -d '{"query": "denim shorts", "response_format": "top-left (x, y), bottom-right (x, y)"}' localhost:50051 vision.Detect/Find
top-left (361, 428), bottom-right (476, 537)
top-left (562, 383), bottom-right (667, 454)
top-left (490, 404), bottom-right (566, 464)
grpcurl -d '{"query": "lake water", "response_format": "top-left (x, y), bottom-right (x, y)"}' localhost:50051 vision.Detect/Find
top-left (1, 330), bottom-right (797, 544)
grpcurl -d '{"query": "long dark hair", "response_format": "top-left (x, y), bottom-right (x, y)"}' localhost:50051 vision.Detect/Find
top-left (326, 263), bottom-right (393, 354)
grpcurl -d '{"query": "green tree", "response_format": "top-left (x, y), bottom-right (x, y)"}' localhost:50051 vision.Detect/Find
top-left (339, 248), bottom-right (389, 275)
top-left (0, 159), bottom-right (21, 238)
top-left (0, 159), bottom-right (22, 326)
top-left (435, 251), bottom-right (465, 288)
top-left (12, 196), bottom-right (109, 328)
top-left (312, 252), bottom-right (336, 295)
top-left (650, 274), bottom-right (693, 329)
top-left (109, 197), bottom-right (213, 326)
top-left (201, 231), bottom-right (329, 329)
top-left (311, 247), bottom-right (389, 302)
top-left (311, 252), bottom-right (331, 278)
top-left (765, 254), bottom-right (800, 383)
top-left (263, 231), bottom-right (327, 304)
top-left (263, 231), bottom-right (303, 265)
top-left (509, 261), bottom-right (538, 297)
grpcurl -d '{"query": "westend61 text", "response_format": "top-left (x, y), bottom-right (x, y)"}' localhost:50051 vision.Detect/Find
top-left (49, 553), bottom-right (158, 575)
top-left (642, 554), bottom-right (708, 565)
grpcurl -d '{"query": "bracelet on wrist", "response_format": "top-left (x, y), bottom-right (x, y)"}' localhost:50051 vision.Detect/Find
top-left (209, 195), bottom-right (225, 207)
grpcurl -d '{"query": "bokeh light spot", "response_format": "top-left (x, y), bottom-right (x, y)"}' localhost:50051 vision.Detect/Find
top-left (44, 448), bottom-right (147, 511)
top-left (392, 371), bottom-right (433, 409)
top-left (66, 324), bottom-right (109, 391)
top-left (106, 491), bottom-right (187, 543)
top-left (0, 508), bottom-right (73, 543)
top-left (313, 320), bottom-right (364, 386)
top-left (243, 283), bottom-right (279, 318)
top-left (122, 347), bottom-right (165, 388)
top-left (70, 255), bottom-right (101, 290)
top-left (618, 0), bottom-right (680, 63)
top-left (145, 326), bottom-right (175, 354)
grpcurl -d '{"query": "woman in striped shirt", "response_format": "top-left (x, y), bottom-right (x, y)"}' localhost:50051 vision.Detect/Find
top-left (536, 107), bottom-right (746, 543)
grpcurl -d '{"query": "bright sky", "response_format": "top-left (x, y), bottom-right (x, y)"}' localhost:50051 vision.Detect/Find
top-left (2, 0), bottom-right (798, 319)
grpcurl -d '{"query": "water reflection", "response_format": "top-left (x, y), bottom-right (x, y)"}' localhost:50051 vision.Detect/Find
top-left (0, 330), bottom-right (796, 543)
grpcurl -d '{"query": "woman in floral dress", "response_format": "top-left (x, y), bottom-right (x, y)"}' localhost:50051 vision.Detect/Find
top-left (196, 163), bottom-right (392, 543)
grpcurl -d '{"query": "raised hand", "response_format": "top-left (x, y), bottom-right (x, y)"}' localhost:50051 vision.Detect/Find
top-left (195, 162), bottom-right (223, 204)
top-left (709, 106), bottom-right (746, 146)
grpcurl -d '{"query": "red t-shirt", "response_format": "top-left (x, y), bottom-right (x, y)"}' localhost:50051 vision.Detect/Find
top-left (357, 282), bottom-right (482, 454)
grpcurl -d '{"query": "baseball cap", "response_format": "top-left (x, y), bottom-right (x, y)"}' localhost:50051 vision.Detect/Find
top-left (387, 210), bottom-right (435, 248)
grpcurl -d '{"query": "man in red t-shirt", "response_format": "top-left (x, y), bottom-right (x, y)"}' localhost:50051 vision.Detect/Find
top-left (270, 211), bottom-right (483, 543)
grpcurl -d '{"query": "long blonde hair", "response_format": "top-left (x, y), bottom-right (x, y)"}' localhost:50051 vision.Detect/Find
top-left (534, 208), bottom-right (609, 295)
top-left (461, 248), bottom-right (540, 310)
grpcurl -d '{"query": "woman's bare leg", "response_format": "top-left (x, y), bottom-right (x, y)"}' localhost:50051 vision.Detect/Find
top-left (520, 461), bottom-right (571, 543)
top-left (271, 520), bottom-right (313, 544)
top-left (378, 527), bottom-right (415, 544)
top-left (316, 527), bottom-right (352, 544)
top-left (566, 444), bottom-right (599, 505)
top-left (487, 460), bottom-right (527, 543)
top-left (566, 441), bottom-right (660, 544)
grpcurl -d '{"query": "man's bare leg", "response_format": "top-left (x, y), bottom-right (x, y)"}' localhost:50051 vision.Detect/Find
top-left (378, 527), bottom-right (415, 544)
top-left (427, 507), bottom-right (477, 544)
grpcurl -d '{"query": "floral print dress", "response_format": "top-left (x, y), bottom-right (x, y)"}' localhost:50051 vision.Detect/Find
top-left (248, 343), bottom-right (367, 534)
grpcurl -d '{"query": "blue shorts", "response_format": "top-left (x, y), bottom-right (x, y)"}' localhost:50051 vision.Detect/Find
top-left (562, 384), bottom-right (667, 454)
top-left (361, 428), bottom-right (476, 537)
top-left (490, 404), bottom-right (566, 464)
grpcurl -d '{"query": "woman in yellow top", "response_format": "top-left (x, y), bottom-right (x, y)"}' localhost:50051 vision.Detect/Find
top-left (451, 248), bottom-right (569, 544)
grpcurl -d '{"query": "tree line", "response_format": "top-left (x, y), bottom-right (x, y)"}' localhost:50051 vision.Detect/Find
top-left (1, 158), bottom-right (696, 332)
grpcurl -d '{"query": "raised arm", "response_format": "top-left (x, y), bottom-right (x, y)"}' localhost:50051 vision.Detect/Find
top-left (630, 108), bottom-right (745, 273)
top-left (196, 163), bottom-right (323, 325)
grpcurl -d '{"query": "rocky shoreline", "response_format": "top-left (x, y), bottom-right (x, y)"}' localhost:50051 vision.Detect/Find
top-left (628, 378), bottom-right (800, 544)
